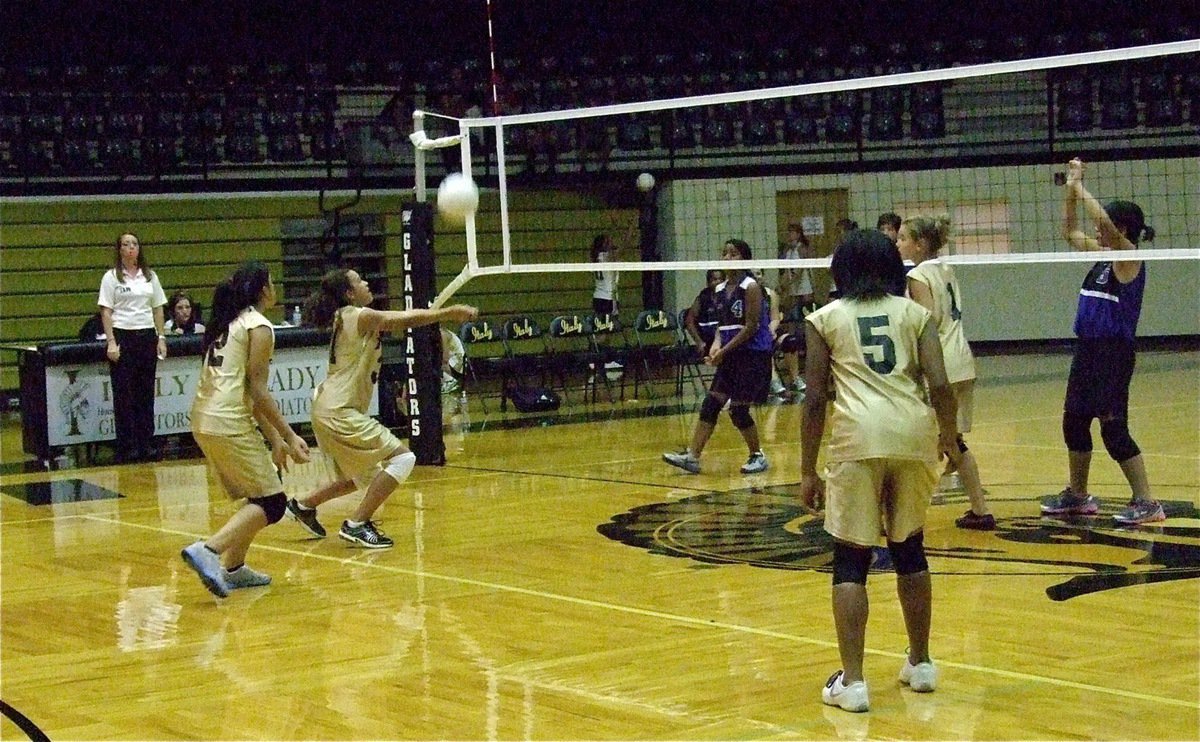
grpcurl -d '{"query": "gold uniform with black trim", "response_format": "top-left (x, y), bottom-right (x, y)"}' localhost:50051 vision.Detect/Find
top-left (806, 296), bottom-right (940, 546)
top-left (312, 305), bottom-right (405, 487)
top-left (190, 307), bottom-right (284, 500)
top-left (908, 258), bottom-right (977, 431)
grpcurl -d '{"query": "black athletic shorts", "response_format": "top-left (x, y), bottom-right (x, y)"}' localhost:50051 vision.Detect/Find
top-left (711, 347), bottom-right (772, 405)
top-left (1064, 337), bottom-right (1136, 419)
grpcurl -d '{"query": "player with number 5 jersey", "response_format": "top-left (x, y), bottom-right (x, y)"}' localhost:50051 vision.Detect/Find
top-left (801, 229), bottom-right (960, 713)
top-left (898, 215), bottom-right (992, 530)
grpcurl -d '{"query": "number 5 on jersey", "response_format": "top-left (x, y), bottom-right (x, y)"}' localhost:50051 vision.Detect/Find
top-left (856, 315), bottom-right (896, 374)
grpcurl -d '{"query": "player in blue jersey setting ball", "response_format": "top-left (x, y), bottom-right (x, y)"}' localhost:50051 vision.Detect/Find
top-left (1040, 157), bottom-right (1163, 525)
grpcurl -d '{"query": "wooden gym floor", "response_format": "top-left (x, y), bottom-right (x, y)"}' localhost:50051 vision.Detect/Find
top-left (1, 350), bottom-right (1197, 740)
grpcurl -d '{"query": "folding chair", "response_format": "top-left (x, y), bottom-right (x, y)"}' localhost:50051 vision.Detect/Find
top-left (547, 313), bottom-right (596, 404)
top-left (587, 312), bottom-right (629, 402)
top-left (676, 307), bottom-right (710, 397)
top-left (631, 309), bottom-right (687, 399)
top-left (501, 315), bottom-right (552, 409)
top-left (458, 319), bottom-right (510, 413)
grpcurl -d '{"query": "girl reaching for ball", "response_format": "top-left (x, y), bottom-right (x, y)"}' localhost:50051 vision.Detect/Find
top-left (590, 215), bottom-right (637, 317)
top-left (284, 268), bottom-right (477, 548)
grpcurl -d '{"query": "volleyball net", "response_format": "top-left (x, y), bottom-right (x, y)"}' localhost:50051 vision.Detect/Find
top-left (411, 39), bottom-right (1199, 309)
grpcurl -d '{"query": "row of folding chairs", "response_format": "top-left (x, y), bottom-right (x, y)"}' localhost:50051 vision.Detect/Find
top-left (456, 309), bottom-right (706, 413)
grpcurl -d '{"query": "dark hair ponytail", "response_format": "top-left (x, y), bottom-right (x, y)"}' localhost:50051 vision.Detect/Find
top-left (203, 279), bottom-right (237, 350)
top-left (203, 261), bottom-right (271, 350)
top-left (1104, 200), bottom-right (1154, 245)
top-left (304, 268), bottom-right (353, 329)
top-left (590, 234), bottom-right (609, 262)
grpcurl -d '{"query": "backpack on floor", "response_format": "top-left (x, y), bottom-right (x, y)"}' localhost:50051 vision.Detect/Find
top-left (507, 386), bottom-right (561, 413)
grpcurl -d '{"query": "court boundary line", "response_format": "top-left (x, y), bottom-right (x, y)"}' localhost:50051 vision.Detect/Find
top-left (81, 513), bottom-right (1200, 711)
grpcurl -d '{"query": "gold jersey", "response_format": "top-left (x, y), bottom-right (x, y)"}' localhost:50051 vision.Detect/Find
top-left (806, 296), bottom-right (938, 463)
top-left (906, 258), bottom-right (976, 384)
top-left (313, 305), bottom-right (381, 416)
top-left (190, 308), bottom-right (274, 436)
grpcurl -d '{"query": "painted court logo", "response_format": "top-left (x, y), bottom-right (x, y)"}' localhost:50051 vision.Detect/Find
top-left (598, 484), bottom-right (1200, 601)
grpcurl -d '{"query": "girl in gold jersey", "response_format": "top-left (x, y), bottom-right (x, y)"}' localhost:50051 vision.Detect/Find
top-left (898, 215), bottom-right (992, 531)
top-left (801, 230), bottom-right (960, 713)
top-left (181, 262), bottom-right (312, 598)
top-left (285, 268), bottom-right (477, 548)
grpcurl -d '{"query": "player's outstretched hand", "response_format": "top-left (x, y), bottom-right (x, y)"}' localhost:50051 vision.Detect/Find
top-left (446, 304), bottom-right (479, 323)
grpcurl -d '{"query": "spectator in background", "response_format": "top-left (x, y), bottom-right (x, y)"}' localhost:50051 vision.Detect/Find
top-left (164, 292), bottom-right (205, 335)
top-left (877, 212), bottom-right (902, 243)
top-left (97, 232), bottom-right (168, 463)
top-left (591, 218), bottom-right (636, 317)
top-left (683, 269), bottom-right (723, 358)
top-left (79, 312), bottom-right (106, 342)
top-left (778, 221), bottom-right (815, 320)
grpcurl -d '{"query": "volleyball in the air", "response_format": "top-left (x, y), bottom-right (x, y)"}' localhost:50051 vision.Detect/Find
top-left (636, 172), bottom-right (655, 192)
top-left (437, 173), bottom-right (480, 223)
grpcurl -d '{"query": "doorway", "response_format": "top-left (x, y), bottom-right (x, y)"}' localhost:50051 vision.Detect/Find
top-left (775, 188), bottom-right (849, 304)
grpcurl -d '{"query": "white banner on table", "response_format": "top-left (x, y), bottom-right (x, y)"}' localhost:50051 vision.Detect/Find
top-left (45, 346), bottom-right (378, 446)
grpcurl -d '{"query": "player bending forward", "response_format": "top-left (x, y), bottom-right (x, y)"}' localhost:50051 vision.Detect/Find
top-left (286, 268), bottom-right (477, 548)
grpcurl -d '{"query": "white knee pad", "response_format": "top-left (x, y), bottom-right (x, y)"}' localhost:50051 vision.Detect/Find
top-left (383, 451), bottom-right (416, 484)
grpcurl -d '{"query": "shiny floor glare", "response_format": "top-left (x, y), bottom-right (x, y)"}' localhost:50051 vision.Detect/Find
top-left (0, 350), bottom-right (1197, 740)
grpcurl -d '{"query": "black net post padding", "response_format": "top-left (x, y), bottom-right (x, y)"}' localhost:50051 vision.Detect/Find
top-left (399, 202), bottom-right (446, 465)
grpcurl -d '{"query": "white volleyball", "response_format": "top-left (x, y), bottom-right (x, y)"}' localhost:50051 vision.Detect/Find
top-left (636, 172), bottom-right (655, 192)
top-left (437, 173), bottom-right (480, 222)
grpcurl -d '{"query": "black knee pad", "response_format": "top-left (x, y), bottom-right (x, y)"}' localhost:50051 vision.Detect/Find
top-left (699, 394), bottom-right (723, 424)
top-left (1062, 412), bottom-right (1093, 453)
top-left (832, 542), bottom-right (872, 585)
top-left (887, 532), bottom-right (928, 576)
top-left (1100, 417), bottom-right (1141, 462)
top-left (249, 493), bottom-right (287, 525)
top-left (729, 404), bottom-right (754, 430)
top-left (957, 435), bottom-right (969, 454)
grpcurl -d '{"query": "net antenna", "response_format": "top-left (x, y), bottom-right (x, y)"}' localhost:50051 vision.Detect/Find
top-left (415, 38), bottom-right (1199, 305)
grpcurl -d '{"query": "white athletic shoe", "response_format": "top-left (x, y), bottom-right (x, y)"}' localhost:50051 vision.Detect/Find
top-left (662, 450), bottom-right (701, 474)
top-left (740, 451), bottom-right (768, 474)
top-left (224, 564), bottom-right (272, 589)
top-left (898, 657), bottom-right (938, 692)
top-left (823, 670), bottom-right (869, 712)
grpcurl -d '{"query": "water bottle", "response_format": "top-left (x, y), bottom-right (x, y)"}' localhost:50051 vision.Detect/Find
top-left (458, 390), bottom-right (470, 432)
top-left (291, 305), bottom-right (302, 326)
